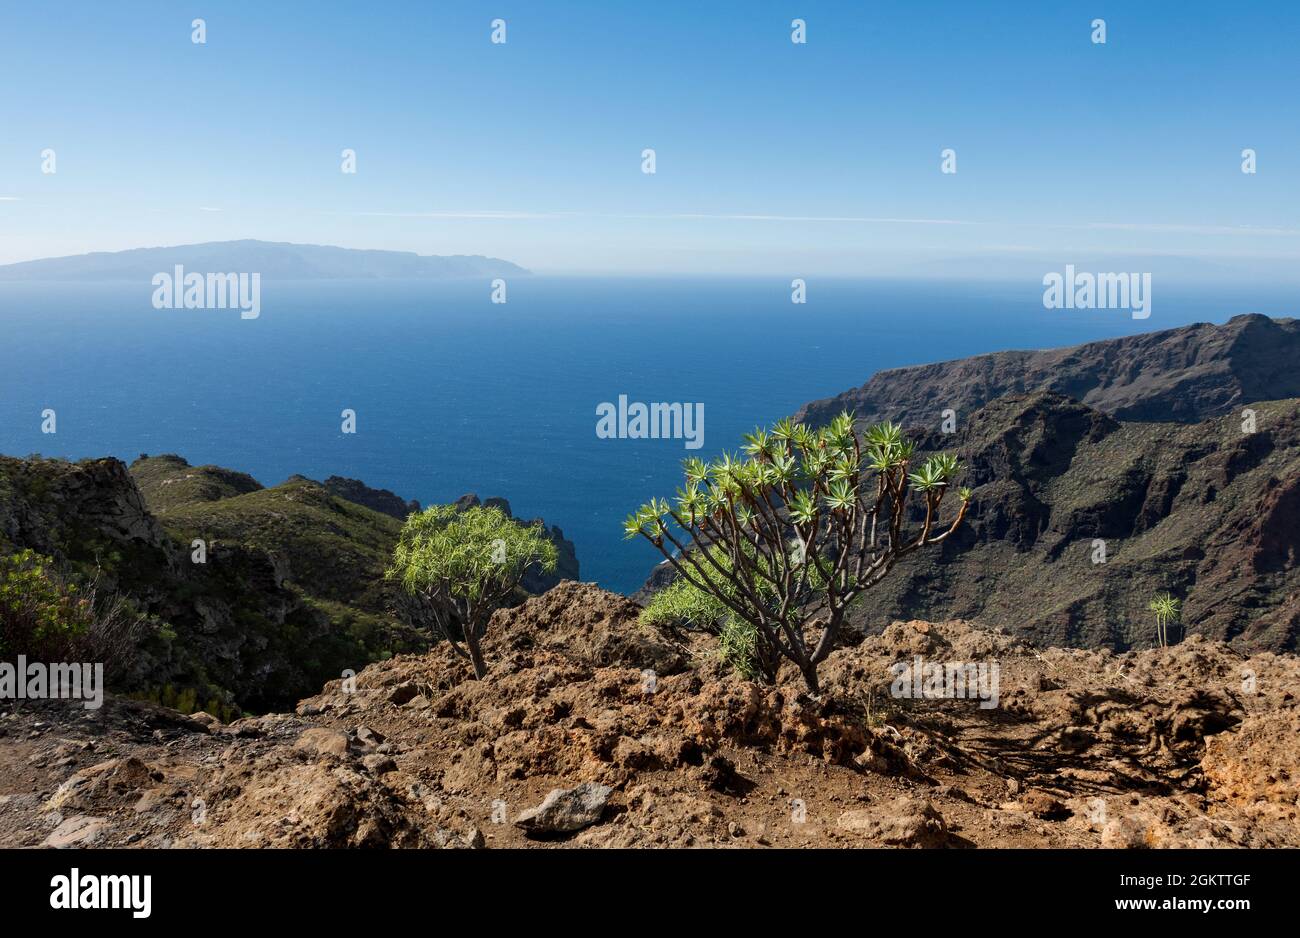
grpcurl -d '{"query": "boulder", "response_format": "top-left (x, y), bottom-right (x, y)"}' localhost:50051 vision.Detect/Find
top-left (294, 728), bottom-right (350, 759)
top-left (836, 796), bottom-right (951, 847)
top-left (515, 782), bottom-right (612, 835)
top-left (43, 815), bottom-right (108, 848)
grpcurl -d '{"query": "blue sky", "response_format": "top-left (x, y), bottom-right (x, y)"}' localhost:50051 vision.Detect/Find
top-left (1, 0), bottom-right (1297, 278)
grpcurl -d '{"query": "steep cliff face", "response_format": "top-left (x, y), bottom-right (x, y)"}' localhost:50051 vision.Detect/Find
top-left (845, 393), bottom-right (1300, 652)
top-left (0, 456), bottom-right (169, 564)
top-left (794, 314), bottom-right (1300, 430)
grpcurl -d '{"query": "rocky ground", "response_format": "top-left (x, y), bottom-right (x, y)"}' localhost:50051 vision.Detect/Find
top-left (2, 582), bottom-right (1296, 849)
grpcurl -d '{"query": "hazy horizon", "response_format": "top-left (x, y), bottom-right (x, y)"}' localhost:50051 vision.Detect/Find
top-left (6, 239), bottom-right (1300, 291)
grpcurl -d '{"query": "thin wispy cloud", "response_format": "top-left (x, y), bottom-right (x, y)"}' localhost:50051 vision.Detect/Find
top-left (349, 210), bottom-right (576, 220)
top-left (342, 209), bottom-right (1299, 238)
top-left (344, 209), bottom-right (973, 225)
top-left (665, 213), bottom-right (973, 225)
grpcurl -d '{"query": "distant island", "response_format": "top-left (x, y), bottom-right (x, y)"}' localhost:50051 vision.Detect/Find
top-left (0, 239), bottom-right (528, 281)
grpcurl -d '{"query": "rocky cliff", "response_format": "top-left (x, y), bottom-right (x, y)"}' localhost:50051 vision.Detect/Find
top-left (847, 392), bottom-right (1300, 653)
top-left (0, 455), bottom-right (342, 713)
top-left (794, 314), bottom-right (1300, 430)
top-left (322, 476), bottom-right (420, 521)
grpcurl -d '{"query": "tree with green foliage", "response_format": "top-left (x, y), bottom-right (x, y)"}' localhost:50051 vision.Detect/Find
top-left (1148, 592), bottom-right (1181, 648)
top-left (626, 413), bottom-right (971, 695)
top-left (385, 505), bottom-right (557, 679)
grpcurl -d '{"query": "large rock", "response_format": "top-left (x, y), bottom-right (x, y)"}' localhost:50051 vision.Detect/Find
top-left (44, 757), bottom-right (156, 814)
top-left (294, 728), bottom-right (351, 759)
top-left (323, 476), bottom-right (419, 520)
top-left (836, 796), bottom-right (951, 847)
top-left (515, 783), bottom-right (612, 835)
top-left (193, 758), bottom-right (423, 848)
top-left (43, 815), bottom-right (108, 848)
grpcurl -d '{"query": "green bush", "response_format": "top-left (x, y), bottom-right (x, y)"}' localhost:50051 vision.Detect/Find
top-left (0, 548), bottom-right (148, 684)
top-left (0, 549), bottom-right (92, 658)
top-left (386, 505), bottom-right (557, 679)
top-left (641, 546), bottom-right (783, 681)
top-left (640, 565), bottom-right (729, 633)
top-left (718, 617), bottom-right (762, 681)
top-left (130, 685), bottom-right (239, 723)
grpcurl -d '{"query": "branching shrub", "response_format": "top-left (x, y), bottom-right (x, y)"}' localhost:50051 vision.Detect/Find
top-left (626, 413), bottom-right (970, 695)
top-left (385, 505), bottom-right (557, 679)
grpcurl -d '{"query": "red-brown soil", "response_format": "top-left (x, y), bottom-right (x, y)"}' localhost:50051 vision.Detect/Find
top-left (2, 583), bottom-right (1296, 849)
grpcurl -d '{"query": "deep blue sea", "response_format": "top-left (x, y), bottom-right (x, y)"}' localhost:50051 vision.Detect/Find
top-left (1, 277), bottom-right (1296, 593)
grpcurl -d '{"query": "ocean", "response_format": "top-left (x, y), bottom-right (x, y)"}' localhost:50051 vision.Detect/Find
top-left (1, 276), bottom-right (1294, 593)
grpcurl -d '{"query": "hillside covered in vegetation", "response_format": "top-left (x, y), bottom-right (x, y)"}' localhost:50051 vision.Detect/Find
top-left (0, 453), bottom-right (577, 715)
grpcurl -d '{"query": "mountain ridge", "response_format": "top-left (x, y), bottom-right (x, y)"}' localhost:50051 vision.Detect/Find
top-left (794, 313), bottom-right (1300, 429)
top-left (0, 239), bottom-right (528, 281)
